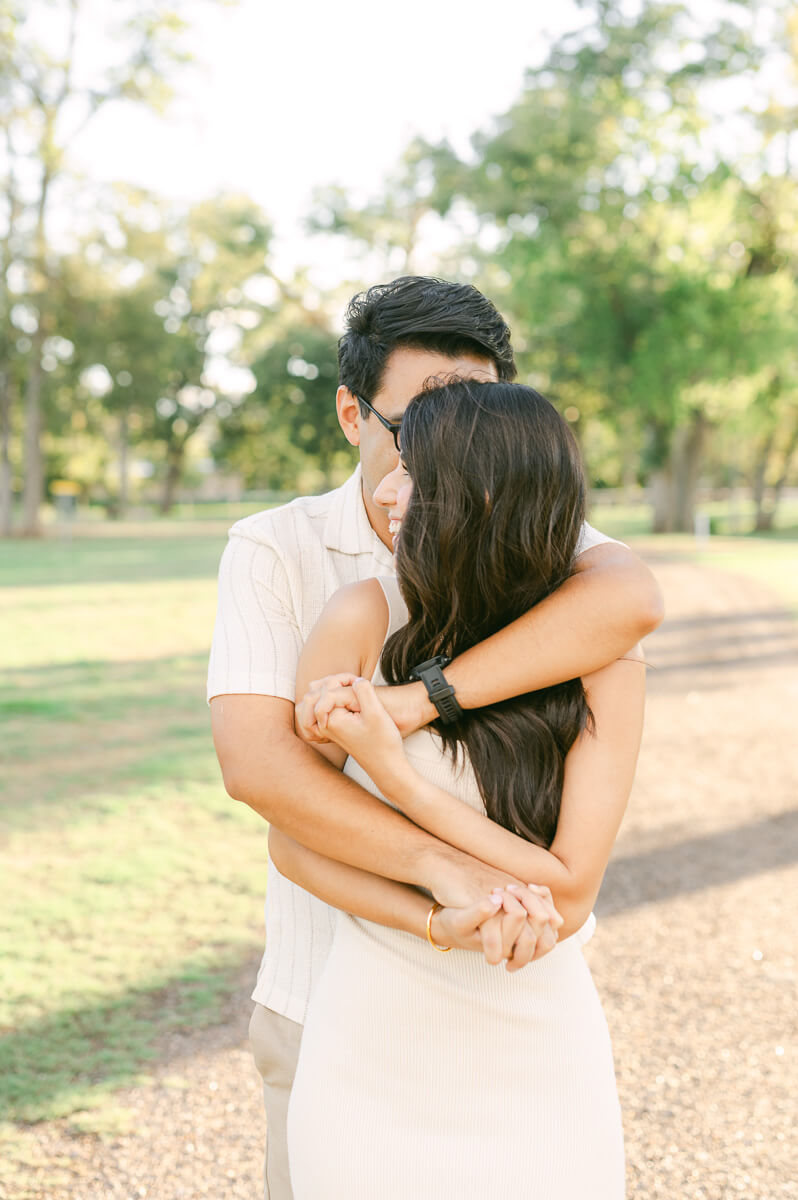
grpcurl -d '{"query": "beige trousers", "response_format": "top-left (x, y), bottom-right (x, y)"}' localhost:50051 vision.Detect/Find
top-left (249, 1003), bottom-right (303, 1200)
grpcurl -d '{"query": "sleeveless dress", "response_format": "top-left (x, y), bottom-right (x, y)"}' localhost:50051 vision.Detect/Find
top-left (286, 577), bottom-right (625, 1199)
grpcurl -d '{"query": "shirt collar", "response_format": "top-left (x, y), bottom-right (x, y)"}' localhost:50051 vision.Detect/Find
top-left (324, 464), bottom-right (395, 569)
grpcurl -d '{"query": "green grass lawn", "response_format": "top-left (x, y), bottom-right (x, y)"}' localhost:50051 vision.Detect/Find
top-left (0, 524), bottom-right (269, 1129)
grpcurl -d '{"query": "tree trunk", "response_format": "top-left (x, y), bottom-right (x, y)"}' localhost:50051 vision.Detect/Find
top-left (752, 431), bottom-right (775, 530)
top-left (21, 326), bottom-right (45, 536)
top-left (159, 442), bottom-right (185, 515)
top-left (650, 466), bottom-right (673, 533)
top-left (117, 407), bottom-right (129, 519)
top-left (756, 414), bottom-right (798, 533)
top-left (0, 371), bottom-right (13, 536)
top-left (647, 422), bottom-right (673, 532)
top-left (671, 410), bottom-right (708, 532)
top-left (21, 152), bottom-right (52, 538)
top-left (648, 411), bottom-right (709, 533)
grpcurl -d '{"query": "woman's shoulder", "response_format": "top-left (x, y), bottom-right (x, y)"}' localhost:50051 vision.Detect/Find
top-left (300, 579), bottom-right (391, 684)
top-left (324, 577), bottom-right (389, 618)
top-left (318, 578), bottom-right (391, 648)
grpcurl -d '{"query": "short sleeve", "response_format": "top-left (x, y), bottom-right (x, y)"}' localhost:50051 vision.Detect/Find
top-left (207, 531), bottom-right (303, 703)
top-left (575, 521), bottom-right (623, 557)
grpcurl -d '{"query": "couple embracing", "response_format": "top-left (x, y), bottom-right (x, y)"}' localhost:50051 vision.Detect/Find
top-left (208, 276), bottom-right (662, 1199)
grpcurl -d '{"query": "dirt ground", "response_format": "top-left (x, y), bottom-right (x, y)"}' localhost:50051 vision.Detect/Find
top-left (2, 546), bottom-right (796, 1200)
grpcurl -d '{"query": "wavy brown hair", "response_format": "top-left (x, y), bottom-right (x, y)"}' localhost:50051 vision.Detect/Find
top-left (381, 379), bottom-right (592, 848)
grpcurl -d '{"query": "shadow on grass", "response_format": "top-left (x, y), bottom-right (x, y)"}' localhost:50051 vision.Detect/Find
top-left (1, 947), bottom-right (262, 1124)
top-left (599, 808), bottom-right (798, 917)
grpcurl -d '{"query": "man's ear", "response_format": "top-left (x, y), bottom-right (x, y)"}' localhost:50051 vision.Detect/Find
top-left (336, 386), bottom-right (361, 446)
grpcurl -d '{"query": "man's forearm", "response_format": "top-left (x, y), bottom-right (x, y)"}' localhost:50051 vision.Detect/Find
top-left (214, 695), bottom-right (568, 917)
top-left (229, 723), bottom-right (446, 888)
top-left (268, 827), bottom-right (433, 939)
top-left (213, 696), bottom-right (522, 906)
top-left (444, 543), bottom-right (660, 711)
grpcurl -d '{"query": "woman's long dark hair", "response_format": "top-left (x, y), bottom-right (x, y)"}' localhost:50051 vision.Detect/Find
top-left (381, 379), bottom-right (592, 849)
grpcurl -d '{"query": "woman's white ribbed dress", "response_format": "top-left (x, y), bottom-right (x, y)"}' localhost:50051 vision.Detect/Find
top-left (286, 578), bottom-right (625, 1199)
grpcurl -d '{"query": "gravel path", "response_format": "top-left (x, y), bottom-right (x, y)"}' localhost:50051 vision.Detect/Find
top-left (2, 547), bottom-right (796, 1199)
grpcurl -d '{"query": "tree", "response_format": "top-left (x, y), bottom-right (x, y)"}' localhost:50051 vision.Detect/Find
top-left (214, 323), bottom-right (350, 493)
top-left (0, 0), bottom-right (224, 534)
top-left (428, 1), bottom-right (787, 530)
top-left (71, 189), bottom-right (273, 514)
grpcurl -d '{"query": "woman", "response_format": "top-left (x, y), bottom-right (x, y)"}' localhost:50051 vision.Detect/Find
top-left (271, 380), bottom-right (645, 1198)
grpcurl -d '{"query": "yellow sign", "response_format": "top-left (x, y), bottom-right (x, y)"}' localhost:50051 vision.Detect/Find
top-left (51, 480), bottom-right (80, 497)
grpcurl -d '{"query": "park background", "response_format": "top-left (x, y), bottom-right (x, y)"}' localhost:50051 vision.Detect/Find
top-left (1, 1), bottom-right (796, 1197)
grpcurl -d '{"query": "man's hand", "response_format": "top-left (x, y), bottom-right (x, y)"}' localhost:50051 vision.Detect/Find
top-left (430, 893), bottom-right (505, 952)
top-left (501, 884), bottom-right (562, 971)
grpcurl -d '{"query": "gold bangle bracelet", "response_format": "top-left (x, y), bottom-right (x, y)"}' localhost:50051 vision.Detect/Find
top-left (425, 902), bottom-right (451, 952)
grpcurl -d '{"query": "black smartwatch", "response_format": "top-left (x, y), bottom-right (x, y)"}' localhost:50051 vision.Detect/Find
top-left (408, 655), bottom-right (463, 724)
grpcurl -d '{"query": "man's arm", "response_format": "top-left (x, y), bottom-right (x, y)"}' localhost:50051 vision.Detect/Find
top-left (208, 535), bottom-right (539, 916)
top-left (377, 540), bottom-right (662, 730)
top-left (211, 692), bottom-right (531, 909)
top-left (267, 827), bottom-right (561, 968)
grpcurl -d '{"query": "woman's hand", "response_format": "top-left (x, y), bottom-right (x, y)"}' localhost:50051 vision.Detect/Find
top-left (433, 884), bottom-right (563, 972)
top-left (497, 884), bottom-right (563, 972)
top-left (296, 675), bottom-right (405, 774)
top-left (296, 672), bottom-right (360, 745)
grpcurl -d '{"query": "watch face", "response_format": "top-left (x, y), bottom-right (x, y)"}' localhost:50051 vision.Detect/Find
top-left (409, 655), bottom-right (449, 681)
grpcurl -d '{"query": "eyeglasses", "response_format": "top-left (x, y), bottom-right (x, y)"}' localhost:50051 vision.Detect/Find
top-left (355, 394), bottom-right (402, 452)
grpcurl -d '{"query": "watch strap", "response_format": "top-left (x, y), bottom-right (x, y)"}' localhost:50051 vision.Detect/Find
top-left (408, 655), bottom-right (463, 725)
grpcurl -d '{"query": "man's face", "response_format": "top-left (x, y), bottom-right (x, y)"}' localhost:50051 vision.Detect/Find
top-left (337, 346), bottom-right (498, 545)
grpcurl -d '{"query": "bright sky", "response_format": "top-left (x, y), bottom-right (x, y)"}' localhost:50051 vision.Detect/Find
top-left (68, 0), bottom-right (587, 279)
top-left (26, 0), bottom-right (788, 294)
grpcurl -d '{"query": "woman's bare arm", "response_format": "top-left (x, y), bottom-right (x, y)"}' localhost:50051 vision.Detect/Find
top-left (323, 654), bottom-right (646, 938)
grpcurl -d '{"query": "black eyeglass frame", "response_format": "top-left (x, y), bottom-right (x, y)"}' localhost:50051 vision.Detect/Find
top-left (355, 394), bottom-right (402, 451)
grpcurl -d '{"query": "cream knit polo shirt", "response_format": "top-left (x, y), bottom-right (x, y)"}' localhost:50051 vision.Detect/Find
top-left (207, 465), bottom-right (614, 1023)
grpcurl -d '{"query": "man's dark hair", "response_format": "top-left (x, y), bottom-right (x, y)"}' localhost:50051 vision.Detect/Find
top-left (338, 276), bottom-right (516, 410)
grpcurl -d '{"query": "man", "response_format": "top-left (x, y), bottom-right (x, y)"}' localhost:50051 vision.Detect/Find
top-left (208, 276), bottom-right (663, 1199)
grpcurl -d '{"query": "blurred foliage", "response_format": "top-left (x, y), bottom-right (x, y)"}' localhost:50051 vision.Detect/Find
top-left (1, 0), bottom-right (797, 533)
top-left (215, 324), bottom-right (357, 493)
